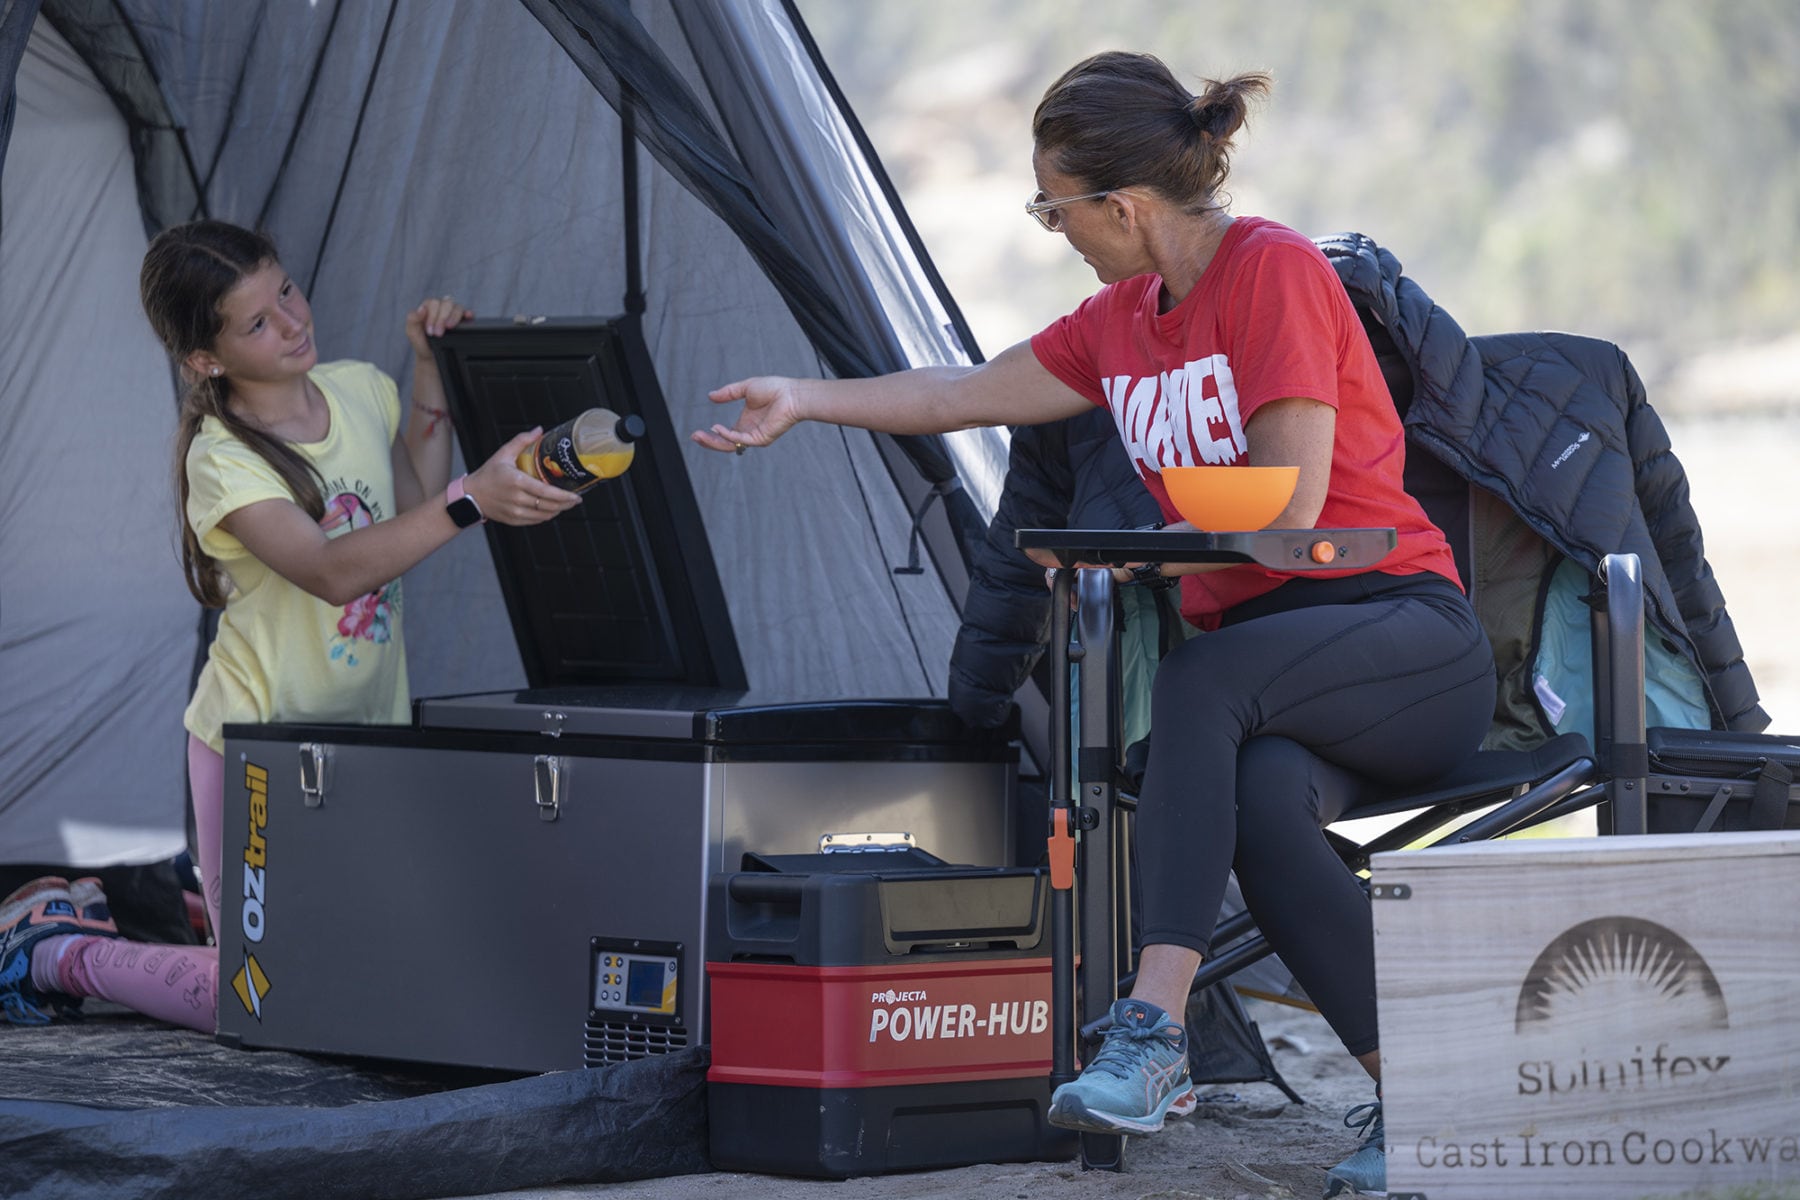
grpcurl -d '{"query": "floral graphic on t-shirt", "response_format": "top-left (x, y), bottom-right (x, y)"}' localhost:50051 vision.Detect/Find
top-left (319, 491), bottom-right (395, 667)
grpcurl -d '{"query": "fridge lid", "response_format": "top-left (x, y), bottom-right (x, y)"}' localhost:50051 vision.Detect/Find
top-left (416, 688), bottom-right (1017, 746)
top-left (431, 320), bottom-right (745, 692)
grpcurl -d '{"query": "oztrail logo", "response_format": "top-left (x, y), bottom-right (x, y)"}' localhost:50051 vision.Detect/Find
top-left (231, 761), bottom-right (274, 1020)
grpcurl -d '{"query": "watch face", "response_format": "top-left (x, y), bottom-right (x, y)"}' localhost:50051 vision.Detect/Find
top-left (448, 495), bottom-right (482, 528)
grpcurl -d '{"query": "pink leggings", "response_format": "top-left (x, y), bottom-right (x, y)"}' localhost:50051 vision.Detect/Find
top-left (32, 736), bottom-right (223, 1032)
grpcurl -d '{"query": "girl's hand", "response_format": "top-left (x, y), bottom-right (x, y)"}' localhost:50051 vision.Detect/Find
top-left (691, 376), bottom-right (803, 453)
top-left (465, 429), bottom-right (584, 526)
top-left (406, 295), bottom-right (475, 360)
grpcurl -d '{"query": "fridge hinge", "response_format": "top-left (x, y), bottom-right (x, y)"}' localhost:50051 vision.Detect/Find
top-left (298, 743), bottom-right (330, 808)
top-left (533, 754), bottom-right (564, 822)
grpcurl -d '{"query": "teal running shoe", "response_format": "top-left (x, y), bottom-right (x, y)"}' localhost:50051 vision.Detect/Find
top-left (1047, 997), bottom-right (1193, 1135)
top-left (1323, 1098), bottom-right (1385, 1197)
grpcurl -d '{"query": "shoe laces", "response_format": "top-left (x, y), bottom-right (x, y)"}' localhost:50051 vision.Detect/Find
top-left (1085, 1018), bottom-right (1180, 1081)
top-left (1343, 1100), bottom-right (1384, 1148)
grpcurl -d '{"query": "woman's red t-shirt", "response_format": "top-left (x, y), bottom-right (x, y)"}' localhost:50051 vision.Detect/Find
top-left (1030, 215), bottom-right (1459, 629)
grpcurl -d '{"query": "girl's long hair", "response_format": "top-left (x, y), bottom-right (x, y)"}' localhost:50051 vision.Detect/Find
top-left (140, 221), bottom-right (326, 607)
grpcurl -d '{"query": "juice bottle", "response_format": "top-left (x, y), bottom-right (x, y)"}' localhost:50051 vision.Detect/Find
top-left (516, 408), bottom-right (647, 493)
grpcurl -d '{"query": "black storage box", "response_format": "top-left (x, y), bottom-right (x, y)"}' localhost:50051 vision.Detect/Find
top-left (1646, 726), bottom-right (1800, 832)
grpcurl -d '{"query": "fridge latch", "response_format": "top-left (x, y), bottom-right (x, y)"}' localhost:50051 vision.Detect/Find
top-left (541, 710), bottom-right (566, 738)
top-left (298, 743), bottom-right (330, 808)
top-left (533, 755), bottom-right (564, 821)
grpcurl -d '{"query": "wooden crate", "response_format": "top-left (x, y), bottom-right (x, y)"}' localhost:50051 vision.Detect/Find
top-left (1372, 831), bottom-right (1800, 1200)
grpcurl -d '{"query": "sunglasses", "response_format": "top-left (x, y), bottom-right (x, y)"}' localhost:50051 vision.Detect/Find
top-left (1024, 188), bottom-right (1110, 232)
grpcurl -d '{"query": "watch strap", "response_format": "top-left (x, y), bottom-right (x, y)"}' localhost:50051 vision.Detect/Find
top-left (445, 474), bottom-right (485, 527)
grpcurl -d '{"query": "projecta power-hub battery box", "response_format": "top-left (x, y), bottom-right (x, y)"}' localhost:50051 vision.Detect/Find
top-left (705, 854), bottom-right (1075, 1177)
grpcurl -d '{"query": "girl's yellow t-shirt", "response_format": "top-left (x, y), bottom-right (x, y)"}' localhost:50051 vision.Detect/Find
top-left (183, 360), bottom-right (409, 753)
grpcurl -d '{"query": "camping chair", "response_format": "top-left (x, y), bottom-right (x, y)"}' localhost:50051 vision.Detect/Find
top-left (1025, 524), bottom-right (1693, 1170)
top-left (1023, 536), bottom-right (1616, 1171)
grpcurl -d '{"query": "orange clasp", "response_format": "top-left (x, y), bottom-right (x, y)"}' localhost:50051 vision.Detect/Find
top-left (1048, 808), bottom-right (1075, 890)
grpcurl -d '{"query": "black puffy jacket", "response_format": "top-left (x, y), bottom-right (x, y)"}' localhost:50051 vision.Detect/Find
top-left (1319, 231), bottom-right (1766, 733)
top-left (947, 408), bottom-right (1162, 730)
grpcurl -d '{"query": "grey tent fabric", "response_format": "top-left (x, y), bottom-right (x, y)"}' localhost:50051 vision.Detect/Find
top-left (0, 20), bottom-right (194, 865)
top-left (0, 0), bottom-right (1019, 868)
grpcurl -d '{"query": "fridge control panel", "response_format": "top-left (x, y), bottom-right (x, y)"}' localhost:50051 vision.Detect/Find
top-left (589, 937), bottom-right (683, 1025)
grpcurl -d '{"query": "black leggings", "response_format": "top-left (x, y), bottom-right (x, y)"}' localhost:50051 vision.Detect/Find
top-left (1137, 571), bottom-right (1494, 1057)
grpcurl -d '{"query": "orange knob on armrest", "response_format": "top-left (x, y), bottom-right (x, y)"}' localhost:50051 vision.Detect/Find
top-left (1309, 540), bottom-right (1337, 564)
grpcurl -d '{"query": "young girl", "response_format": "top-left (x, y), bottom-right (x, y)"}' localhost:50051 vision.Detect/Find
top-left (0, 219), bottom-right (579, 1030)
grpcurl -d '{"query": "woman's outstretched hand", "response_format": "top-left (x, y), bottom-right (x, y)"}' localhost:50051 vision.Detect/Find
top-left (465, 429), bottom-right (583, 526)
top-left (692, 376), bottom-right (803, 453)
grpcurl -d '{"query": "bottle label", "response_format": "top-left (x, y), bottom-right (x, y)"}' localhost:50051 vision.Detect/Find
top-left (523, 417), bottom-right (602, 493)
top-left (517, 411), bottom-right (637, 492)
top-left (536, 428), bottom-right (600, 492)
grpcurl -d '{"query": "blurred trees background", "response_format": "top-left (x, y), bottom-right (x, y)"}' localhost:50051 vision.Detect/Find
top-left (799, 0), bottom-right (1800, 412)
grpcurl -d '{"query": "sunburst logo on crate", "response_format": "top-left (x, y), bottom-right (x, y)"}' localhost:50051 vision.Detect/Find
top-left (1514, 915), bottom-right (1730, 1098)
top-left (232, 760), bottom-right (274, 1020)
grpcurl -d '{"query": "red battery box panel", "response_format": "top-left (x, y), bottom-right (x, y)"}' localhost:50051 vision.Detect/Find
top-left (705, 857), bottom-right (1076, 1177)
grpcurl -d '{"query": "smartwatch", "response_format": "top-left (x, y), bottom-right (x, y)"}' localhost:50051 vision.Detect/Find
top-left (445, 474), bottom-right (485, 529)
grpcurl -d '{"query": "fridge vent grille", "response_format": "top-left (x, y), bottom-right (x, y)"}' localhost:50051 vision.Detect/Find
top-left (583, 1019), bottom-right (690, 1066)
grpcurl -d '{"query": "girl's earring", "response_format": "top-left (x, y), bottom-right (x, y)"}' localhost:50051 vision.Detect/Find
top-left (210, 367), bottom-right (221, 377)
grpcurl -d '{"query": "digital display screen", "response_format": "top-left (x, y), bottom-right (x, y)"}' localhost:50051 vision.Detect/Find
top-left (626, 959), bottom-right (664, 1009)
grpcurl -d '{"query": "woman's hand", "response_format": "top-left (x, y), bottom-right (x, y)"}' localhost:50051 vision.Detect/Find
top-left (406, 295), bottom-right (475, 360)
top-left (465, 429), bottom-right (584, 526)
top-left (692, 376), bottom-right (804, 453)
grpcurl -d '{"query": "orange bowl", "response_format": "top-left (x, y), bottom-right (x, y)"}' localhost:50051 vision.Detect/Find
top-left (1160, 465), bottom-right (1299, 531)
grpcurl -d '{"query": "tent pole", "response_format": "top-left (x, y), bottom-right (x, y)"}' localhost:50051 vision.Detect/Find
top-left (621, 91), bottom-right (644, 316)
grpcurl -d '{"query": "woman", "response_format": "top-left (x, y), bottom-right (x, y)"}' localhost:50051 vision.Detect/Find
top-left (694, 53), bottom-right (1493, 1197)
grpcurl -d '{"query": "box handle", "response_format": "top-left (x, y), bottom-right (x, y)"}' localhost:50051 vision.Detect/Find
top-left (727, 875), bottom-right (803, 906)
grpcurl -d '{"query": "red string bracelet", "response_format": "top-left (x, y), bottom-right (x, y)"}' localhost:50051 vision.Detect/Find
top-left (413, 400), bottom-right (450, 436)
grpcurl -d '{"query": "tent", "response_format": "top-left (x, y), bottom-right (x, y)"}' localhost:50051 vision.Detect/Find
top-left (0, 0), bottom-right (1017, 877)
top-left (0, 3), bottom-right (1297, 1192)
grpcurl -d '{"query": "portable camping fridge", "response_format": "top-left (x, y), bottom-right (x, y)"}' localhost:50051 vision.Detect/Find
top-left (216, 691), bottom-right (1016, 1073)
top-left (1372, 831), bottom-right (1800, 1200)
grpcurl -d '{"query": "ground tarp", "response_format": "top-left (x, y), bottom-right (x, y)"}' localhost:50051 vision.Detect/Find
top-left (0, 1008), bottom-right (710, 1200)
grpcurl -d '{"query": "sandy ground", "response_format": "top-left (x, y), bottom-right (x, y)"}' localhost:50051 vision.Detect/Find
top-left (460, 998), bottom-right (1376, 1200)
